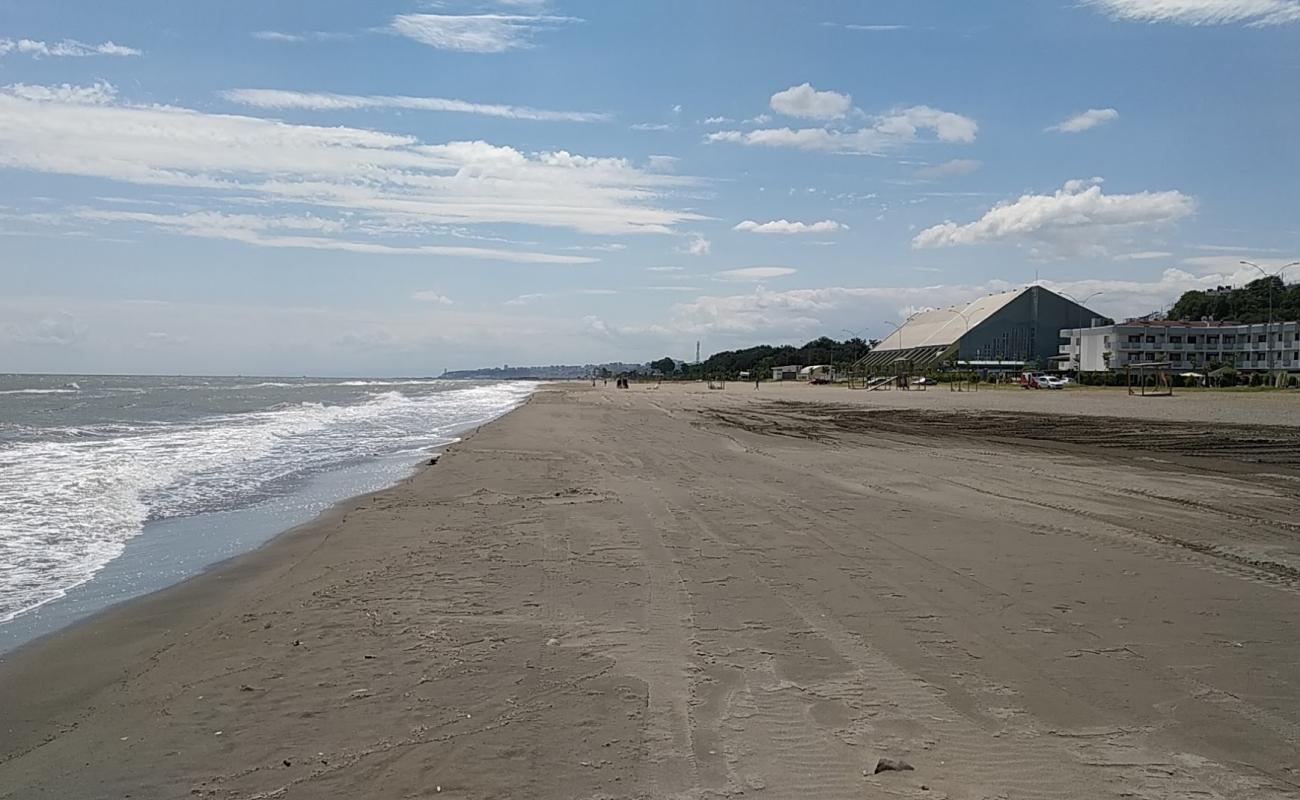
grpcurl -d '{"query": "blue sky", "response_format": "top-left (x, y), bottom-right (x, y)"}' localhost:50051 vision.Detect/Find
top-left (1, 0), bottom-right (1297, 375)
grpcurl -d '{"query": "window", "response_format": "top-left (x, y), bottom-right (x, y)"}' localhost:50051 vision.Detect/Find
top-left (1186, 335), bottom-right (1197, 344)
top-left (1169, 335), bottom-right (1182, 343)
top-left (1145, 335), bottom-right (1156, 344)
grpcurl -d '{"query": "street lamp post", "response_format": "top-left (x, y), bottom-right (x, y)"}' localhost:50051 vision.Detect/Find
top-left (1240, 260), bottom-right (1300, 373)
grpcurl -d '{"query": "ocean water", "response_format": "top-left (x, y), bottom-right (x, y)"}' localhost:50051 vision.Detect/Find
top-left (0, 375), bottom-right (534, 630)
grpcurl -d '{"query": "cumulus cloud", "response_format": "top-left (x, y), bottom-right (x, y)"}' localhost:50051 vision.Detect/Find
top-left (708, 104), bottom-right (976, 154)
top-left (702, 116), bottom-right (732, 125)
top-left (390, 13), bottom-right (579, 52)
top-left (1085, 0), bottom-right (1300, 25)
top-left (222, 88), bottom-right (609, 123)
top-left (0, 83), bottom-right (703, 258)
top-left (412, 290), bottom-right (453, 304)
top-left (1048, 108), bottom-right (1119, 133)
top-left (733, 219), bottom-right (845, 235)
top-left (912, 178), bottom-right (1195, 255)
top-left (914, 158), bottom-right (982, 180)
top-left (682, 234), bottom-right (712, 256)
top-left (715, 267), bottom-right (798, 281)
top-left (0, 38), bottom-right (139, 58)
top-left (769, 83), bottom-right (852, 120)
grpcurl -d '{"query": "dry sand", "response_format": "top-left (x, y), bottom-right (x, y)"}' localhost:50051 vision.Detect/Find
top-left (3, 383), bottom-right (1300, 799)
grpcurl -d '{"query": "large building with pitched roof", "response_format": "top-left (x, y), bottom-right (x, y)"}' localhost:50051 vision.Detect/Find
top-left (854, 286), bottom-right (1103, 374)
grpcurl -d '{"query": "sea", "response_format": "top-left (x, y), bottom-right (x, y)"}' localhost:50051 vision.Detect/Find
top-left (0, 374), bottom-right (534, 651)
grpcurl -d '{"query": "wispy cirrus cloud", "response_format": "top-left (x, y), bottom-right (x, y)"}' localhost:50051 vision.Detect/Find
top-left (716, 266), bottom-right (798, 281)
top-left (913, 178), bottom-right (1194, 257)
top-left (389, 13), bottom-right (580, 53)
top-left (0, 37), bottom-right (139, 58)
top-left (1048, 108), bottom-right (1119, 133)
top-left (914, 158), bottom-right (982, 180)
top-left (76, 209), bottom-right (594, 264)
top-left (251, 30), bottom-right (352, 43)
top-left (1085, 0), bottom-right (1300, 25)
top-left (821, 22), bottom-right (908, 31)
top-left (0, 82), bottom-right (704, 263)
top-left (733, 219), bottom-right (845, 235)
top-left (222, 88), bottom-right (610, 123)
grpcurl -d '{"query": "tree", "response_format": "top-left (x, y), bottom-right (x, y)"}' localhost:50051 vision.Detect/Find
top-left (649, 357), bottom-right (677, 375)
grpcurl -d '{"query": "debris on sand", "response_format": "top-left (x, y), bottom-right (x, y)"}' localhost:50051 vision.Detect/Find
top-left (872, 757), bottom-right (914, 774)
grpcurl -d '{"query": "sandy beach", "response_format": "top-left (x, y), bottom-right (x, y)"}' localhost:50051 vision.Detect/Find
top-left (3, 383), bottom-right (1300, 799)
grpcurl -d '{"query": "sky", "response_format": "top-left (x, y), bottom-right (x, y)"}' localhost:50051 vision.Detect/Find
top-left (1, 0), bottom-right (1298, 376)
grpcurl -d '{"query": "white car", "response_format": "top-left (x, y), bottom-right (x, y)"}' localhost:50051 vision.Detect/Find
top-left (1037, 375), bottom-right (1067, 389)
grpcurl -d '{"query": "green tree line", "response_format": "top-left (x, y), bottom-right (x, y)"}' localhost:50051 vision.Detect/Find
top-left (1169, 276), bottom-right (1300, 324)
top-left (651, 336), bottom-right (878, 380)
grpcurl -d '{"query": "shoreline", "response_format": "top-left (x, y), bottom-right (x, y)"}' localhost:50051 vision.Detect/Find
top-left (0, 390), bottom-right (530, 661)
top-left (3, 384), bottom-right (1298, 798)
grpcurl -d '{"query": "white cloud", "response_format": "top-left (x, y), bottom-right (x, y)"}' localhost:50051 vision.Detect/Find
top-left (1113, 250), bottom-right (1173, 260)
top-left (837, 23), bottom-right (908, 31)
top-left (682, 234), bottom-right (711, 256)
top-left (639, 267), bottom-right (1262, 342)
top-left (390, 13), bottom-right (579, 53)
top-left (252, 30), bottom-right (351, 43)
top-left (0, 83), bottom-right (703, 247)
top-left (913, 178), bottom-right (1195, 255)
top-left (716, 266), bottom-right (798, 281)
top-left (646, 155), bottom-right (679, 172)
top-left (2, 81), bottom-right (117, 105)
top-left (2, 311), bottom-right (87, 347)
top-left (630, 122), bottom-right (674, 131)
top-left (1085, 0), bottom-right (1300, 25)
top-left (1048, 108), bottom-right (1119, 133)
top-left (745, 113), bottom-right (773, 125)
top-left (505, 292), bottom-right (550, 306)
top-left (76, 210), bottom-right (594, 264)
top-left (733, 219), bottom-right (845, 235)
top-left (769, 83), bottom-right (852, 120)
top-left (646, 265), bottom-right (684, 272)
top-left (412, 290), bottom-right (453, 304)
top-left (671, 104), bottom-right (683, 114)
top-left (222, 88), bottom-right (609, 123)
top-left (702, 116), bottom-right (732, 125)
top-left (709, 104), bottom-right (976, 154)
top-left (0, 38), bottom-right (139, 58)
top-left (914, 158), bottom-right (982, 180)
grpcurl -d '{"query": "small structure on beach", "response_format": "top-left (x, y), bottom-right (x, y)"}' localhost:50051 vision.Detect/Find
top-left (771, 365), bottom-right (801, 381)
top-left (1126, 360), bottom-right (1174, 396)
top-left (799, 365), bottom-right (835, 384)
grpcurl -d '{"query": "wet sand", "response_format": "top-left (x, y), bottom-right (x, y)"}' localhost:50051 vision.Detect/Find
top-left (3, 383), bottom-right (1299, 799)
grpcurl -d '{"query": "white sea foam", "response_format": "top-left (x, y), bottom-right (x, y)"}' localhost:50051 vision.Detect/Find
top-left (0, 382), bottom-right (532, 623)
